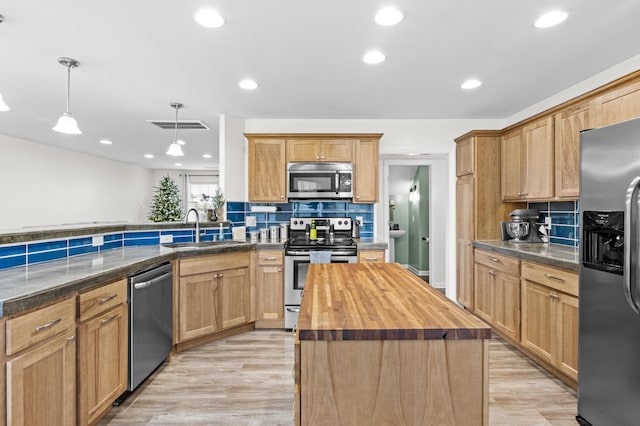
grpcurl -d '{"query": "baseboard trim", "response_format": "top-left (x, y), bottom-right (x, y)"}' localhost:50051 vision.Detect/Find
top-left (407, 265), bottom-right (429, 277)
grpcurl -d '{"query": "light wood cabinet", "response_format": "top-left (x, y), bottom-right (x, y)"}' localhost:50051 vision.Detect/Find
top-left (287, 139), bottom-right (352, 162)
top-left (358, 250), bottom-right (385, 263)
top-left (176, 252), bottom-right (253, 344)
top-left (77, 279), bottom-right (128, 426)
top-left (592, 79), bottom-right (640, 127)
top-left (6, 297), bottom-right (76, 426)
top-left (521, 261), bottom-right (578, 382)
top-left (455, 131), bottom-right (524, 310)
top-left (473, 250), bottom-right (520, 341)
top-left (256, 251), bottom-right (284, 329)
top-left (247, 138), bottom-right (287, 203)
top-left (501, 116), bottom-right (554, 201)
top-left (554, 103), bottom-right (591, 198)
top-left (353, 139), bottom-right (379, 203)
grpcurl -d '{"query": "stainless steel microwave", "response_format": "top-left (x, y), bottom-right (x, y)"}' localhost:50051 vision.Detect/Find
top-left (287, 162), bottom-right (353, 199)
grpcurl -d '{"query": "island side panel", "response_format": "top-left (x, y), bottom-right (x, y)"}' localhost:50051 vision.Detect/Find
top-left (300, 338), bottom-right (488, 426)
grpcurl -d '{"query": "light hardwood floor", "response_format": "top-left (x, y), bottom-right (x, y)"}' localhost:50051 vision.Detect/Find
top-left (99, 330), bottom-right (576, 425)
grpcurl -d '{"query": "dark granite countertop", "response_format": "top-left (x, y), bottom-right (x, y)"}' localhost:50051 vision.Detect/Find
top-left (0, 242), bottom-right (254, 317)
top-left (356, 238), bottom-right (388, 250)
top-left (473, 240), bottom-right (578, 272)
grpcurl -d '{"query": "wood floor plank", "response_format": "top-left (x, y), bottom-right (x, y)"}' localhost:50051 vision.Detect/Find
top-left (99, 330), bottom-right (576, 425)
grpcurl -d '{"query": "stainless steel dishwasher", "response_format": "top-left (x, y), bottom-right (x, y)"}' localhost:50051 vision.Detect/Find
top-left (127, 262), bottom-right (173, 391)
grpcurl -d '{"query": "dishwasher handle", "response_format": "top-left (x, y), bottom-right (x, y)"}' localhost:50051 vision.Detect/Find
top-left (133, 271), bottom-right (172, 290)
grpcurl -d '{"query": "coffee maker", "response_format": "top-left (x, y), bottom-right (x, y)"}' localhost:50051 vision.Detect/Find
top-left (502, 209), bottom-right (543, 243)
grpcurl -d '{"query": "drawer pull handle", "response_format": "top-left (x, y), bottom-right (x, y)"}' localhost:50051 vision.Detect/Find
top-left (365, 257), bottom-right (379, 261)
top-left (264, 257), bottom-right (277, 261)
top-left (489, 257), bottom-right (500, 262)
top-left (35, 318), bottom-right (62, 333)
top-left (99, 294), bottom-right (118, 304)
top-left (488, 271), bottom-right (496, 276)
top-left (544, 274), bottom-right (565, 282)
top-left (100, 314), bottom-right (119, 326)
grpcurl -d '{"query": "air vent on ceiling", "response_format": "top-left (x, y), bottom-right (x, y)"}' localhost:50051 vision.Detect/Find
top-left (147, 120), bottom-right (210, 130)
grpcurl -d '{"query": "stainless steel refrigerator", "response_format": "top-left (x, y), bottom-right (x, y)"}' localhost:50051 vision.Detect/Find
top-left (578, 117), bottom-right (640, 425)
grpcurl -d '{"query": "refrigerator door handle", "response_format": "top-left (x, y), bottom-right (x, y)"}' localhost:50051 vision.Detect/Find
top-left (624, 176), bottom-right (640, 314)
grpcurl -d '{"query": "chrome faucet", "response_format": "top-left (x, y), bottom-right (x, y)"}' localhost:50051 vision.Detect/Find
top-left (184, 208), bottom-right (201, 243)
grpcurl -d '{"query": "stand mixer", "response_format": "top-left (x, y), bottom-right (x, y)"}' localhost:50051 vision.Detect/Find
top-left (503, 209), bottom-right (543, 243)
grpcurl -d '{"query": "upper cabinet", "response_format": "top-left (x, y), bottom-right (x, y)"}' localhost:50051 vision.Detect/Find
top-left (501, 116), bottom-right (554, 201)
top-left (287, 139), bottom-right (352, 162)
top-left (247, 137), bottom-right (287, 203)
top-left (456, 137), bottom-right (474, 176)
top-left (592, 79), bottom-right (640, 128)
top-left (353, 138), bottom-right (379, 203)
top-left (554, 103), bottom-right (591, 198)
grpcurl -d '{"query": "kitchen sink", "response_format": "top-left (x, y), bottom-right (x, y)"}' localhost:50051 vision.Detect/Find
top-left (161, 240), bottom-right (245, 249)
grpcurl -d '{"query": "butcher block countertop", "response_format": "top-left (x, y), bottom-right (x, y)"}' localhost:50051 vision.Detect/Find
top-left (297, 262), bottom-right (491, 341)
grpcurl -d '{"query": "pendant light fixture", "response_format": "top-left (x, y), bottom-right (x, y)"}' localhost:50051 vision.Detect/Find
top-left (52, 57), bottom-right (82, 134)
top-left (166, 102), bottom-right (185, 156)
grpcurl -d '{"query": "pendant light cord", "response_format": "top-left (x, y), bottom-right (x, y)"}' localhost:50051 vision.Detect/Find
top-left (66, 64), bottom-right (71, 114)
top-left (174, 104), bottom-right (179, 142)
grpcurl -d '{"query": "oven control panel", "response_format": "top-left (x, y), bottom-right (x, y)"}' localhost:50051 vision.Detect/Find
top-left (290, 217), bottom-right (351, 231)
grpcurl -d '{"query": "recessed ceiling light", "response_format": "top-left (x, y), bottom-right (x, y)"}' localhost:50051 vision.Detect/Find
top-left (238, 79), bottom-right (258, 90)
top-left (375, 7), bottom-right (404, 26)
top-left (195, 9), bottom-right (224, 28)
top-left (535, 10), bottom-right (568, 28)
top-left (177, 139), bottom-right (186, 145)
top-left (363, 50), bottom-right (386, 64)
top-left (175, 163), bottom-right (183, 167)
top-left (144, 154), bottom-right (154, 159)
top-left (461, 79), bottom-right (482, 90)
top-left (99, 139), bottom-right (112, 145)
top-left (203, 154), bottom-right (212, 159)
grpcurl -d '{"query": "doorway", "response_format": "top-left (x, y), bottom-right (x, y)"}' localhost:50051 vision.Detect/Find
top-left (381, 155), bottom-right (449, 292)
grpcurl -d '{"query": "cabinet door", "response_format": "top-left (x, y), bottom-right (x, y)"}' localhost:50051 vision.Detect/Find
top-left (473, 263), bottom-right (493, 323)
top-left (555, 293), bottom-right (579, 381)
top-left (248, 139), bottom-right (287, 202)
top-left (353, 139), bottom-right (379, 203)
top-left (457, 240), bottom-right (474, 309)
top-left (220, 267), bottom-right (251, 329)
top-left (456, 137), bottom-right (474, 176)
top-left (287, 140), bottom-right (321, 161)
top-left (321, 140), bottom-right (352, 162)
top-left (594, 79), bottom-right (640, 127)
top-left (257, 265), bottom-right (284, 322)
top-left (554, 104), bottom-right (590, 198)
top-left (78, 304), bottom-right (128, 425)
top-left (493, 271), bottom-right (520, 341)
top-left (522, 116), bottom-right (554, 199)
top-left (178, 272), bottom-right (220, 341)
top-left (7, 331), bottom-right (76, 426)
top-left (501, 129), bottom-right (523, 200)
top-left (521, 281), bottom-right (554, 364)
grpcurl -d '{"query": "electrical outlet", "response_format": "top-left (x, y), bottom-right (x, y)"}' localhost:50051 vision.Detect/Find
top-left (246, 215), bottom-right (257, 227)
top-left (91, 236), bottom-right (104, 247)
top-left (160, 234), bottom-right (173, 243)
top-left (545, 216), bottom-right (552, 229)
top-left (356, 216), bottom-right (363, 225)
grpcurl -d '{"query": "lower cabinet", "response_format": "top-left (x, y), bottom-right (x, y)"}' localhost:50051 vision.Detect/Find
top-left (5, 297), bottom-right (77, 426)
top-left (77, 278), bottom-right (128, 425)
top-left (521, 261), bottom-right (579, 382)
top-left (176, 252), bottom-right (253, 345)
top-left (256, 251), bottom-right (284, 329)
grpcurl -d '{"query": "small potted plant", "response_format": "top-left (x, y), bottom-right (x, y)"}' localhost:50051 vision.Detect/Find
top-left (212, 188), bottom-right (225, 221)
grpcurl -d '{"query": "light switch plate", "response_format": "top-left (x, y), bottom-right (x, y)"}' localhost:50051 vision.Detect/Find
top-left (545, 216), bottom-right (552, 229)
top-left (92, 236), bottom-right (104, 247)
top-left (356, 216), bottom-right (363, 225)
top-left (246, 216), bottom-right (257, 227)
top-left (160, 234), bottom-right (173, 243)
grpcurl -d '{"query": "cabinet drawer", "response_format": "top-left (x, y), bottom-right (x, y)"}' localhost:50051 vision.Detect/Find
top-left (358, 250), bottom-right (385, 263)
top-left (474, 249), bottom-right (520, 276)
top-left (180, 252), bottom-right (250, 276)
top-left (521, 261), bottom-right (578, 297)
top-left (78, 278), bottom-right (127, 323)
top-left (6, 297), bottom-right (75, 356)
top-left (258, 251), bottom-right (284, 266)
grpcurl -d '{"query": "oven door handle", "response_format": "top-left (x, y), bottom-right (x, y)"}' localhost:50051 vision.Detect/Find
top-left (286, 307), bottom-right (301, 313)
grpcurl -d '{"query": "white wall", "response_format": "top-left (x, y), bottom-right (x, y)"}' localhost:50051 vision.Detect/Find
top-left (0, 134), bottom-right (154, 230)
top-left (219, 115), bottom-right (247, 203)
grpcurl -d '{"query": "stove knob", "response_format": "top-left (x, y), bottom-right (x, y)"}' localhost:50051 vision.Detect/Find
top-left (338, 220), bottom-right (343, 225)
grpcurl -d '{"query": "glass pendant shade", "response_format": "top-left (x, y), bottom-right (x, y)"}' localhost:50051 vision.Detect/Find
top-left (53, 112), bottom-right (82, 134)
top-left (0, 92), bottom-right (9, 111)
top-left (166, 142), bottom-right (185, 156)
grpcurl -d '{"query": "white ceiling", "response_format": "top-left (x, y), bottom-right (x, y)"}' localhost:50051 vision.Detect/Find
top-left (1, 1), bottom-right (640, 171)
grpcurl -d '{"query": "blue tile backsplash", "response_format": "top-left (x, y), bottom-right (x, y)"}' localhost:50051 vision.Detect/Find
top-left (529, 201), bottom-right (580, 247)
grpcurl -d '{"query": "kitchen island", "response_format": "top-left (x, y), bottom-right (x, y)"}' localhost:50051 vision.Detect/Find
top-left (295, 263), bottom-right (491, 426)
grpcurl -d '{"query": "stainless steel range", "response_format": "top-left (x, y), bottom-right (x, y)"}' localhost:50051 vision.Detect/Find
top-left (284, 217), bottom-right (358, 329)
